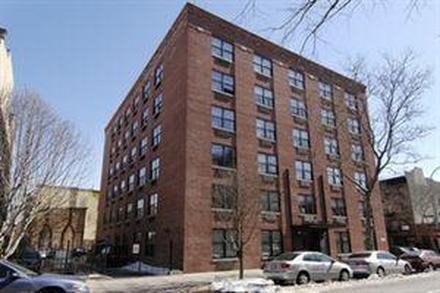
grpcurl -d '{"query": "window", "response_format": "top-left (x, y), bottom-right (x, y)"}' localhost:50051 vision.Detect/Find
top-left (133, 95), bottom-right (141, 110)
top-left (211, 37), bottom-right (233, 62)
top-left (120, 180), bottom-right (126, 193)
top-left (331, 198), bottom-right (346, 216)
top-left (293, 129), bottom-right (309, 149)
top-left (355, 171), bottom-right (367, 189)
top-left (152, 125), bottom-right (161, 147)
top-left (138, 167), bottom-right (147, 186)
top-left (258, 153), bottom-right (278, 175)
top-left (324, 137), bottom-right (339, 156)
top-left (136, 198), bottom-right (144, 219)
top-left (139, 137), bottom-right (148, 156)
top-left (319, 81), bottom-right (333, 100)
top-left (150, 158), bottom-right (160, 181)
top-left (211, 70), bottom-right (234, 95)
top-left (126, 202), bottom-right (133, 219)
top-left (261, 230), bottom-right (282, 259)
top-left (256, 118), bottom-right (276, 141)
top-left (254, 86), bottom-right (274, 109)
top-left (295, 161), bottom-right (312, 181)
top-left (155, 64), bottom-right (163, 86)
top-left (348, 117), bottom-right (360, 134)
top-left (149, 193), bottom-right (158, 216)
top-left (124, 130), bottom-right (130, 142)
top-left (345, 93), bottom-right (357, 110)
top-left (142, 108), bottom-right (149, 126)
top-left (122, 155), bottom-right (128, 168)
top-left (327, 167), bottom-right (342, 186)
top-left (321, 109), bottom-right (336, 127)
top-left (261, 191), bottom-right (279, 212)
top-left (211, 144), bottom-right (235, 168)
top-left (128, 174), bottom-right (135, 191)
top-left (336, 232), bottom-right (351, 254)
top-left (118, 206), bottom-right (124, 222)
top-left (130, 146), bottom-right (137, 162)
top-left (115, 161), bottom-right (121, 172)
top-left (213, 229), bottom-right (237, 259)
top-left (288, 69), bottom-right (305, 90)
top-left (143, 81), bottom-right (151, 100)
top-left (212, 184), bottom-right (234, 210)
top-left (131, 121), bottom-right (138, 137)
top-left (211, 106), bottom-right (235, 132)
top-left (290, 98), bottom-right (307, 119)
top-left (145, 231), bottom-right (156, 257)
top-left (125, 107), bottom-right (131, 119)
top-left (298, 194), bottom-right (316, 214)
top-left (153, 94), bottom-right (163, 116)
top-left (351, 144), bottom-right (363, 162)
top-left (253, 54), bottom-right (272, 77)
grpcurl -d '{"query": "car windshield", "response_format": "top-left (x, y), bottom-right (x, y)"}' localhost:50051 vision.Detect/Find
top-left (4, 260), bottom-right (39, 276)
top-left (348, 253), bottom-right (371, 258)
top-left (274, 252), bottom-right (300, 261)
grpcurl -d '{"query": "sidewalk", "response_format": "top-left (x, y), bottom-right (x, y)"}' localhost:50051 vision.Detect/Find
top-left (86, 269), bottom-right (263, 292)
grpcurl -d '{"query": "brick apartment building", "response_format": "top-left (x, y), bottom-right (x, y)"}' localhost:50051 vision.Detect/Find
top-left (97, 3), bottom-right (388, 272)
top-left (380, 168), bottom-right (440, 251)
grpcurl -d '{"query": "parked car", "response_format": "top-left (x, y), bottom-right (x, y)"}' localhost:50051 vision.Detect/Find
top-left (344, 251), bottom-right (412, 277)
top-left (419, 250), bottom-right (440, 271)
top-left (399, 252), bottom-right (427, 272)
top-left (263, 251), bottom-right (353, 285)
top-left (12, 249), bottom-right (42, 272)
top-left (390, 246), bottom-right (420, 257)
top-left (0, 259), bottom-right (90, 293)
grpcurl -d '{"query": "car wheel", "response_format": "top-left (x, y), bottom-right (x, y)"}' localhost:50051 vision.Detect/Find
top-left (37, 287), bottom-right (65, 293)
top-left (377, 267), bottom-right (385, 277)
top-left (404, 264), bottom-right (412, 274)
top-left (427, 263), bottom-right (435, 272)
top-left (339, 269), bottom-right (350, 281)
top-left (296, 271), bottom-right (310, 285)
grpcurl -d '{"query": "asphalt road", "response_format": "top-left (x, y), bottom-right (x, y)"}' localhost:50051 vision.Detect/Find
top-left (321, 272), bottom-right (440, 293)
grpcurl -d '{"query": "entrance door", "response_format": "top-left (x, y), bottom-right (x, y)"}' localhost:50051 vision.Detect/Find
top-left (293, 228), bottom-right (328, 253)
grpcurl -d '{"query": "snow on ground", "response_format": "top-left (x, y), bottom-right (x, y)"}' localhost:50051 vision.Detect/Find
top-left (209, 271), bottom-right (440, 293)
top-left (120, 261), bottom-right (169, 275)
top-left (211, 278), bottom-right (281, 292)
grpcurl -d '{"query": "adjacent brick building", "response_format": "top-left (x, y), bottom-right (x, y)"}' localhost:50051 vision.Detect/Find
top-left (96, 3), bottom-right (388, 272)
top-left (380, 168), bottom-right (440, 251)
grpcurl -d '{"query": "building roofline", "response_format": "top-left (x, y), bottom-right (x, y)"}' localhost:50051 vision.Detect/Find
top-left (185, 3), bottom-right (366, 91)
top-left (380, 176), bottom-right (407, 184)
top-left (43, 184), bottom-right (100, 194)
top-left (104, 2), bottom-right (366, 131)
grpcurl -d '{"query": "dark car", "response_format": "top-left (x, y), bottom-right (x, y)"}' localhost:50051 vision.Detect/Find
top-left (390, 246), bottom-right (420, 257)
top-left (399, 252), bottom-right (426, 272)
top-left (12, 250), bottom-right (42, 272)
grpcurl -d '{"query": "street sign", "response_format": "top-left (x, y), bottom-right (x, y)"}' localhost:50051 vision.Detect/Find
top-left (132, 243), bottom-right (140, 255)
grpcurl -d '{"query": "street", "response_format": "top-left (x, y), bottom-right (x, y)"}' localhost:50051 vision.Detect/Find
top-left (86, 270), bottom-right (440, 293)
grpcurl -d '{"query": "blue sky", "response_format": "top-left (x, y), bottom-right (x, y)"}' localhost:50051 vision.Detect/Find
top-left (1, 0), bottom-right (439, 188)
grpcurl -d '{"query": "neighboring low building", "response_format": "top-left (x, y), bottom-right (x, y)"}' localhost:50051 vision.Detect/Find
top-left (27, 186), bottom-right (100, 252)
top-left (380, 168), bottom-right (440, 250)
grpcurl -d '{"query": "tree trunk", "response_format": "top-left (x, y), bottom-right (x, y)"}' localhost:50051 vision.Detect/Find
top-left (239, 248), bottom-right (244, 279)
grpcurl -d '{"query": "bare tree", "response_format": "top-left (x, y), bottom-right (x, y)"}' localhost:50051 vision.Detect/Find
top-left (0, 89), bottom-right (89, 258)
top-left (340, 51), bottom-right (432, 249)
top-left (237, 0), bottom-right (424, 53)
top-left (212, 169), bottom-right (261, 279)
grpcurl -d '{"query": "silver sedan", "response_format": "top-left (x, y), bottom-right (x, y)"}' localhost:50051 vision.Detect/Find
top-left (344, 251), bottom-right (412, 277)
top-left (263, 251), bottom-right (353, 285)
top-left (0, 259), bottom-right (90, 293)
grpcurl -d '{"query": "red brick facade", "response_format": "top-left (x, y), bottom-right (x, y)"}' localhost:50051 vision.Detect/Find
top-left (97, 3), bottom-right (388, 273)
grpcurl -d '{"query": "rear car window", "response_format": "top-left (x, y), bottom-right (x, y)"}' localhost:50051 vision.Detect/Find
top-left (274, 252), bottom-right (300, 261)
top-left (348, 253), bottom-right (371, 258)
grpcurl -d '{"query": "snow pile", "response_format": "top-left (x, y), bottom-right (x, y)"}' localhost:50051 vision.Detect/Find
top-left (211, 278), bottom-right (281, 292)
top-left (120, 261), bottom-right (169, 275)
